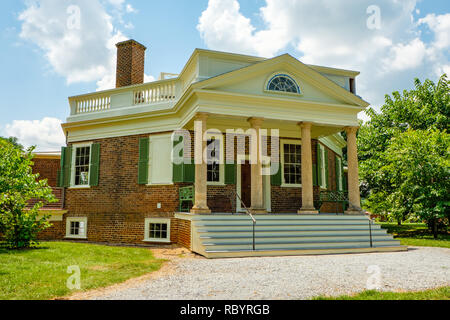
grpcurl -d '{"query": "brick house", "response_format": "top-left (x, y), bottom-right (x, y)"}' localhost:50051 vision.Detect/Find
top-left (36, 39), bottom-right (405, 257)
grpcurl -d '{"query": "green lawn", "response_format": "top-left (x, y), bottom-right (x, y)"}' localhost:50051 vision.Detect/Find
top-left (380, 223), bottom-right (450, 248)
top-left (314, 286), bottom-right (450, 300)
top-left (0, 241), bottom-right (165, 300)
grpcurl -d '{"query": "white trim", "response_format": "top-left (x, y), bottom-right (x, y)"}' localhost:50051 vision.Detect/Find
top-left (143, 218), bottom-right (171, 243)
top-left (65, 217), bottom-right (88, 239)
top-left (280, 139), bottom-right (302, 188)
top-left (319, 135), bottom-right (344, 157)
top-left (336, 156), bottom-right (343, 191)
top-left (70, 142), bottom-right (93, 188)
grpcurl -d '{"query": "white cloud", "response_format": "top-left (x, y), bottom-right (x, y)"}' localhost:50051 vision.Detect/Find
top-left (386, 38), bottom-right (426, 71)
top-left (18, 0), bottom-right (140, 91)
top-left (3, 118), bottom-right (65, 151)
top-left (197, 0), bottom-right (450, 113)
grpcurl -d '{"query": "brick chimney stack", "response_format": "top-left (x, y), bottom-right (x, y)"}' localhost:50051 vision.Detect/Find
top-left (115, 39), bottom-right (147, 88)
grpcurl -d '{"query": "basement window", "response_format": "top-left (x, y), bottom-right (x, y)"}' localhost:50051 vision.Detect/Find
top-left (66, 217), bottom-right (87, 239)
top-left (144, 218), bottom-right (171, 243)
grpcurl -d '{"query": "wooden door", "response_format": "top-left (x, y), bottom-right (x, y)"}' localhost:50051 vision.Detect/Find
top-left (240, 161), bottom-right (252, 208)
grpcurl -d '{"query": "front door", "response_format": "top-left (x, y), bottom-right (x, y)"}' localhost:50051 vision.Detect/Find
top-left (240, 161), bottom-right (252, 208)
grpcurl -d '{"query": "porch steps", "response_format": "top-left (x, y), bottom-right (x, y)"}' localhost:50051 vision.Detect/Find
top-left (190, 214), bottom-right (406, 258)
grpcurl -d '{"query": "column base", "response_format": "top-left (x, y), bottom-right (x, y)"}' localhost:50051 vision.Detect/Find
top-left (190, 207), bottom-right (212, 214)
top-left (249, 208), bottom-right (268, 215)
top-left (298, 208), bottom-right (319, 215)
top-left (344, 208), bottom-right (364, 215)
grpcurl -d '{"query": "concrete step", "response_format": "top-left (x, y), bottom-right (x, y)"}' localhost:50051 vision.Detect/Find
top-left (194, 219), bottom-right (372, 226)
top-left (196, 224), bottom-right (382, 231)
top-left (201, 235), bottom-right (394, 245)
top-left (203, 246), bottom-right (408, 259)
top-left (198, 229), bottom-right (388, 238)
top-left (203, 240), bottom-right (401, 251)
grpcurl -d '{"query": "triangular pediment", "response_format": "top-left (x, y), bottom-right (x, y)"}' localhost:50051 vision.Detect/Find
top-left (193, 54), bottom-right (369, 108)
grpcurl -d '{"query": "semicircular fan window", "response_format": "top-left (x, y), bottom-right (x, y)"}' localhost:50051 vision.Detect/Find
top-left (267, 74), bottom-right (301, 94)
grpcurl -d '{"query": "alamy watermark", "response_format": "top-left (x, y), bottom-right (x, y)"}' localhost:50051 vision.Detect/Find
top-left (367, 5), bottom-right (381, 30)
top-left (67, 265), bottom-right (81, 290)
top-left (366, 265), bottom-right (382, 290)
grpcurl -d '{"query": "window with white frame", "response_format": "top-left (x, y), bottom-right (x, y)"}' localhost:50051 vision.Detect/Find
top-left (72, 144), bottom-right (91, 186)
top-left (282, 141), bottom-right (302, 186)
top-left (144, 218), bottom-right (171, 243)
top-left (319, 144), bottom-right (327, 189)
top-left (66, 217), bottom-right (87, 239)
top-left (207, 138), bottom-right (220, 183)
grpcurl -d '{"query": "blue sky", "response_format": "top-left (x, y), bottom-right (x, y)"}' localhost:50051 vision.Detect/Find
top-left (0, 0), bottom-right (449, 150)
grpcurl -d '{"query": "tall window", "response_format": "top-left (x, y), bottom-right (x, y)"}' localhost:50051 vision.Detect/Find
top-left (336, 157), bottom-right (343, 191)
top-left (319, 144), bottom-right (327, 189)
top-left (207, 138), bottom-right (220, 182)
top-left (283, 143), bottom-right (301, 185)
top-left (267, 74), bottom-right (300, 94)
top-left (74, 146), bottom-right (90, 186)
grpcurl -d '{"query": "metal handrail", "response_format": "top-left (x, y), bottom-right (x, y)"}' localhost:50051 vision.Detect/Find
top-left (229, 189), bottom-right (256, 251)
top-left (369, 218), bottom-right (373, 248)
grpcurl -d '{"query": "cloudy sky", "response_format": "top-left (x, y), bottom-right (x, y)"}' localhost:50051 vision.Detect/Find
top-left (0, 0), bottom-right (449, 151)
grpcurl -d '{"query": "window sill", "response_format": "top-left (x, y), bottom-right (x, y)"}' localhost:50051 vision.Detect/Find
top-left (281, 184), bottom-right (302, 188)
top-left (207, 182), bottom-right (225, 186)
top-left (65, 236), bottom-right (87, 240)
top-left (143, 238), bottom-right (171, 243)
top-left (68, 185), bottom-right (91, 190)
top-left (146, 183), bottom-right (174, 186)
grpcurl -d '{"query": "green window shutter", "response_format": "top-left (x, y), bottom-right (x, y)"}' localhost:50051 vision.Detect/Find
top-left (138, 138), bottom-right (149, 185)
top-left (324, 148), bottom-right (329, 189)
top-left (63, 146), bottom-right (72, 188)
top-left (184, 162), bottom-right (195, 183)
top-left (335, 156), bottom-right (340, 191)
top-left (312, 164), bottom-right (318, 186)
top-left (317, 143), bottom-right (322, 187)
top-left (172, 137), bottom-right (183, 183)
top-left (271, 163), bottom-right (282, 186)
top-left (225, 162), bottom-right (236, 185)
top-left (89, 143), bottom-right (100, 187)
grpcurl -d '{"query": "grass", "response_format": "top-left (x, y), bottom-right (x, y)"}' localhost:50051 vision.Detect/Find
top-left (314, 286), bottom-right (450, 300)
top-left (0, 241), bottom-right (165, 300)
top-left (380, 223), bottom-right (450, 248)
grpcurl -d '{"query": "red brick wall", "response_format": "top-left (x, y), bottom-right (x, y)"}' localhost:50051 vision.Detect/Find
top-left (32, 158), bottom-right (60, 187)
top-left (173, 218), bottom-right (191, 249)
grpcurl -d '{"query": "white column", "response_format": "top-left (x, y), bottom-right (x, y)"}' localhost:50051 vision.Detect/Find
top-left (298, 122), bottom-right (318, 214)
top-left (345, 126), bottom-right (362, 214)
top-left (190, 112), bottom-right (211, 214)
top-left (248, 117), bottom-right (267, 214)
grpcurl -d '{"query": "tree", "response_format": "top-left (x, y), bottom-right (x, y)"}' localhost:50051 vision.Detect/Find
top-left (381, 129), bottom-right (449, 237)
top-left (358, 74), bottom-right (449, 225)
top-left (0, 136), bottom-right (23, 150)
top-left (0, 139), bottom-right (56, 249)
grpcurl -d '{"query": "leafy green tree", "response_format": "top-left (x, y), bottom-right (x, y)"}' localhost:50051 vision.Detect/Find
top-left (381, 129), bottom-right (449, 238)
top-left (0, 139), bottom-right (56, 249)
top-left (0, 136), bottom-right (23, 150)
top-left (358, 74), bottom-right (449, 225)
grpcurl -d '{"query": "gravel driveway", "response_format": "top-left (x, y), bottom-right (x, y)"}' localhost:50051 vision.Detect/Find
top-left (93, 247), bottom-right (450, 300)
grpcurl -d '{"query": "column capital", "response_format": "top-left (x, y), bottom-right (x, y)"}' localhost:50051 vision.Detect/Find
top-left (248, 117), bottom-right (264, 128)
top-left (298, 121), bottom-right (313, 129)
top-left (194, 112), bottom-right (209, 121)
top-left (344, 126), bottom-right (359, 135)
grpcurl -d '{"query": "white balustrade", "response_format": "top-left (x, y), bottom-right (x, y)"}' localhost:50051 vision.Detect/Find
top-left (70, 80), bottom-right (178, 115)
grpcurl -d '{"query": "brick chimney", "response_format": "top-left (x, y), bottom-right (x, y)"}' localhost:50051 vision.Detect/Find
top-left (115, 39), bottom-right (147, 88)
